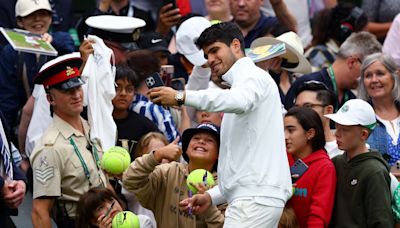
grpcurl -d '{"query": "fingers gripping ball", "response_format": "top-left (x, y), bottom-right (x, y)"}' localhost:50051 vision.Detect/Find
top-left (101, 146), bottom-right (131, 174)
top-left (112, 211), bottom-right (140, 228)
top-left (186, 169), bottom-right (215, 194)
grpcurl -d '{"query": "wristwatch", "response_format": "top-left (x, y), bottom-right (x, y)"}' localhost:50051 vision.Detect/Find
top-left (175, 90), bottom-right (185, 106)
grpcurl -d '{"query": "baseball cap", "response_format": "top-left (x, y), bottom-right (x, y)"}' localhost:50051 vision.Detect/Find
top-left (15, 0), bottom-right (52, 17)
top-left (176, 16), bottom-right (211, 66)
top-left (137, 32), bottom-right (170, 54)
top-left (34, 52), bottom-right (84, 90)
top-left (324, 99), bottom-right (377, 130)
top-left (182, 123), bottom-right (220, 162)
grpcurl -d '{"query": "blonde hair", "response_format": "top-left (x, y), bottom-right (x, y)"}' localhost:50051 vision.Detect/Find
top-left (135, 132), bottom-right (168, 158)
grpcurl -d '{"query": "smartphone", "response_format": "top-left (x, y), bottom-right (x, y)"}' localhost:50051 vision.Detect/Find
top-left (163, 0), bottom-right (177, 9)
top-left (160, 65), bottom-right (174, 86)
top-left (170, 78), bottom-right (185, 91)
top-left (290, 159), bottom-right (309, 183)
top-left (145, 72), bottom-right (164, 89)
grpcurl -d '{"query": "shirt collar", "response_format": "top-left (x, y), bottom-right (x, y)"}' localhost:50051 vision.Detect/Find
top-left (222, 57), bottom-right (253, 84)
top-left (53, 114), bottom-right (89, 139)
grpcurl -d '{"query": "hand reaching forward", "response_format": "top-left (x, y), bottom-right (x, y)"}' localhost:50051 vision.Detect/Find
top-left (179, 192), bottom-right (212, 215)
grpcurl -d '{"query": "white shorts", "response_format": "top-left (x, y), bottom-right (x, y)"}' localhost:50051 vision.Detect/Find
top-left (224, 198), bottom-right (283, 228)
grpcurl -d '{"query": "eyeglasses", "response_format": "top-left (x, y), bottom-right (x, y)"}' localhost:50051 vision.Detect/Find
top-left (295, 103), bottom-right (326, 109)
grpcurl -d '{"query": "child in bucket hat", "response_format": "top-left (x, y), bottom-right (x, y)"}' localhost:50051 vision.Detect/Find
top-left (325, 99), bottom-right (394, 227)
top-left (122, 123), bottom-right (224, 227)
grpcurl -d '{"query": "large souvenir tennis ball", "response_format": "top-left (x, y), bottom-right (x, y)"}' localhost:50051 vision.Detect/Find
top-left (186, 169), bottom-right (215, 194)
top-left (101, 146), bottom-right (130, 174)
top-left (112, 211), bottom-right (140, 228)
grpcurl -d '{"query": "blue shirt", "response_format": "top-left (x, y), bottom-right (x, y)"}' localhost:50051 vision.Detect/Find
top-left (242, 13), bottom-right (278, 48)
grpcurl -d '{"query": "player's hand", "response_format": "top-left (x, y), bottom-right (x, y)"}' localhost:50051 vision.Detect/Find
top-left (148, 86), bottom-right (181, 106)
top-left (179, 192), bottom-right (212, 215)
top-left (154, 137), bottom-right (181, 163)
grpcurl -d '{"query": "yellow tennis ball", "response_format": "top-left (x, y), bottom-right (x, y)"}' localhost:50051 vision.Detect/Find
top-left (101, 146), bottom-right (131, 174)
top-left (186, 169), bottom-right (215, 194)
top-left (112, 211), bottom-right (140, 228)
top-left (210, 20), bottom-right (222, 25)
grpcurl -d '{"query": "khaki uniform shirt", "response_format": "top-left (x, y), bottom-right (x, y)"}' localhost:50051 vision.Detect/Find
top-left (123, 153), bottom-right (224, 228)
top-left (30, 114), bottom-right (107, 217)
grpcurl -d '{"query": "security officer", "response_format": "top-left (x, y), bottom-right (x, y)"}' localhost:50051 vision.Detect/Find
top-left (30, 53), bottom-right (108, 228)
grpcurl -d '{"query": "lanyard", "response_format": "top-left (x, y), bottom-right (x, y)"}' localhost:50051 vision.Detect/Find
top-left (69, 137), bottom-right (101, 186)
top-left (327, 66), bottom-right (349, 110)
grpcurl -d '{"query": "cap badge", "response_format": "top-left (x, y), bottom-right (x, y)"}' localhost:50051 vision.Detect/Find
top-left (66, 66), bottom-right (75, 76)
top-left (341, 105), bottom-right (349, 113)
top-left (350, 178), bottom-right (358, 186)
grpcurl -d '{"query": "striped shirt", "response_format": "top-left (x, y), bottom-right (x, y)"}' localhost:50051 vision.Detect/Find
top-left (131, 94), bottom-right (179, 143)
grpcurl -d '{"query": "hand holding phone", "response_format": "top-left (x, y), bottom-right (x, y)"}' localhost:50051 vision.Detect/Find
top-left (145, 72), bottom-right (165, 89)
top-left (290, 159), bottom-right (308, 183)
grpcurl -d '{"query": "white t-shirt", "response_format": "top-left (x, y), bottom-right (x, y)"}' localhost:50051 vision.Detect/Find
top-left (376, 115), bottom-right (400, 145)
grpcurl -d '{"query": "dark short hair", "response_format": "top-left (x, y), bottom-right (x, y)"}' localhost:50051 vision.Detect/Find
top-left (76, 187), bottom-right (126, 228)
top-left (125, 50), bottom-right (160, 88)
top-left (285, 107), bottom-right (326, 152)
top-left (195, 22), bottom-right (245, 54)
top-left (115, 64), bottom-right (138, 86)
top-left (295, 81), bottom-right (337, 106)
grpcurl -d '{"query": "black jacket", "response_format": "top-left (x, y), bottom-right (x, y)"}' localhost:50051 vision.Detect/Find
top-left (330, 150), bottom-right (394, 227)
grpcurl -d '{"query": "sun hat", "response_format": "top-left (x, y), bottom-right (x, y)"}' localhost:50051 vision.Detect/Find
top-left (176, 16), bottom-right (211, 66)
top-left (250, 32), bottom-right (312, 74)
top-left (181, 123), bottom-right (220, 162)
top-left (324, 99), bottom-right (377, 130)
top-left (15, 0), bottom-right (52, 17)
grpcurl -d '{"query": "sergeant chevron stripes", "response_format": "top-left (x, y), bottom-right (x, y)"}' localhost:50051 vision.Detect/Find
top-left (35, 167), bottom-right (54, 184)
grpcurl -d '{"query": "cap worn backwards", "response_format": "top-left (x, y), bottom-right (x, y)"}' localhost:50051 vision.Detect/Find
top-left (176, 17), bottom-right (211, 66)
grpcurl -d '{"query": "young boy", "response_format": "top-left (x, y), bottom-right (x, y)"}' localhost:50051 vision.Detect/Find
top-left (112, 65), bottom-right (159, 158)
top-left (325, 99), bottom-right (394, 227)
top-left (122, 123), bottom-right (224, 227)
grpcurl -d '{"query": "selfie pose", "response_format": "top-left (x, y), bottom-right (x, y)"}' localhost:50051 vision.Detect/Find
top-left (148, 22), bottom-right (292, 227)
